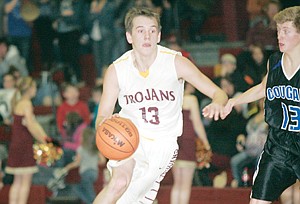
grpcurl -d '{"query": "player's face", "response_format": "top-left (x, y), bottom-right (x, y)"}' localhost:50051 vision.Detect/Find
top-left (126, 16), bottom-right (161, 56)
top-left (277, 21), bottom-right (300, 53)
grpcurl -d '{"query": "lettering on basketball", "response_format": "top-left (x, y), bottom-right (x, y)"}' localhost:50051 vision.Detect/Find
top-left (124, 88), bottom-right (175, 104)
top-left (110, 118), bottom-right (133, 137)
top-left (102, 127), bottom-right (125, 147)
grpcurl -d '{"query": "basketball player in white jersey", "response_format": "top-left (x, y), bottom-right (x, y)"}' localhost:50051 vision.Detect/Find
top-left (94, 7), bottom-right (228, 204)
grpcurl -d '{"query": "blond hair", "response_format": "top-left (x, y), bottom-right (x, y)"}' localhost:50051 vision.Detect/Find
top-left (124, 7), bottom-right (161, 33)
top-left (11, 76), bottom-right (35, 111)
top-left (274, 6), bottom-right (300, 32)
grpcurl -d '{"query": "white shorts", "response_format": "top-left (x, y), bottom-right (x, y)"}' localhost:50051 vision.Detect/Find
top-left (107, 136), bottom-right (179, 204)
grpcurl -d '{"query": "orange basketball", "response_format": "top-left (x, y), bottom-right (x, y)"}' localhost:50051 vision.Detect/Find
top-left (96, 117), bottom-right (139, 160)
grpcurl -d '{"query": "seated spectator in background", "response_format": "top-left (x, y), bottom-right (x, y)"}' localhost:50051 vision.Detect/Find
top-left (230, 98), bottom-right (267, 187)
top-left (56, 127), bottom-right (106, 204)
top-left (0, 37), bottom-right (28, 86)
top-left (0, 73), bottom-right (17, 125)
top-left (214, 54), bottom-right (248, 92)
top-left (201, 77), bottom-right (248, 127)
top-left (60, 112), bottom-right (88, 166)
top-left (248, 45), bottom-right (268, 80)
top-left (236, 44), bottom-right (268, 91)
top-left (7, 66), bottom-right (22, 83)
top-left (89, 84), bottom-right (103, 129)
top-left (33, 73), bottom-right (62, 107)
top-left (246, 0), bottom-right (281, 52)
top-left (56, 83), bottom-right (91, 137)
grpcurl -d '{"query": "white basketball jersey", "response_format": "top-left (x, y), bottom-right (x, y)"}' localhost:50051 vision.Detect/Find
top-left (114, 45), bottom-right (184, 139)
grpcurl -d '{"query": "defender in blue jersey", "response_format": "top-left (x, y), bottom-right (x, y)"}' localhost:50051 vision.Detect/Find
top-left (223, 6), bottom-right (300, 204)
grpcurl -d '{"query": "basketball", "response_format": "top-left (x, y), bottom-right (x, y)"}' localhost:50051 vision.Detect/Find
top-left (96, 117), bottom-right (139, 160)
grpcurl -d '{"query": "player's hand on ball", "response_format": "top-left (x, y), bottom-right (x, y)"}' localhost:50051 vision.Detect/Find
top-left (97, 114), bottom-right (120, 128)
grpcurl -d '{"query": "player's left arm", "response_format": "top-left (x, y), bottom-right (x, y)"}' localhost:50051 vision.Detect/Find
top-left (175, 55), bottom-right (228, 120)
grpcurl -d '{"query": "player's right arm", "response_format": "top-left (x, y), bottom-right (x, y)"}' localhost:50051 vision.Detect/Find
top-left (95, 64), bottom-right (120, 129)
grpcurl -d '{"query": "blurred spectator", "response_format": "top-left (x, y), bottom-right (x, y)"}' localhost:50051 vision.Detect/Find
top-left (0, 0), bottom-right (5, 37)
top-left (237, 44), bottom-right (268, 91)
top-left (246, 0), bottom-right (270, 28)
top-left (53, 0), bottom-right (85, 83)
top-left (57, 127), bottom-right (105, 204)
top-left (4, 0), bottom-right (33, 71)
top-left (159, 0), bottom-right (174, 38)
top-left (200, 76), bottom-right (240, 127)
top-left (32, 72), bottom-right (62, 107)
top-left (0, 37), bottom-right (28, 86)
top-left (0, 144), bottom-right (8, 190)
top-left (56, 82), bottom-right (91, 137)
top-left (177, 0), bottom-right (214, 42)
top-left (5, 76), bottom-right (49, 204)
top-left (246, 0), bottom-right (281, 52)
top-left (166, 33), bottom-right (196, 64)
top-left (214, 54), bottom-right (248, 92)
top-left (85, 0), bottom-right (115, 79)
top-left (1, 72), bottom-right (16, 89)
top-left (111, 0), bottom-right (134, 61)
top-left (33, 0), bottom-right (57, 71)
top-left (7, 66), bottom-right (23, 84)
top-left (171, 82), bottom-right (210, 204)
top-left (60, 111), bottom-right (88, 166)
top-left (0, 73), bottom-right (16, 125)
top-left (201, 80), bottom-right (248, 187)
top-left (230, 98), bottom-right (268, 187)
top-left (88, 84), bottom-right (103, 129)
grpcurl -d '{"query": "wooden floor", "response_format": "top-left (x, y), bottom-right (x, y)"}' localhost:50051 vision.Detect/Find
top-left (157, 186), bottom-right (281, 204)
top-left (0, 185), bottom-right (282, 204)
